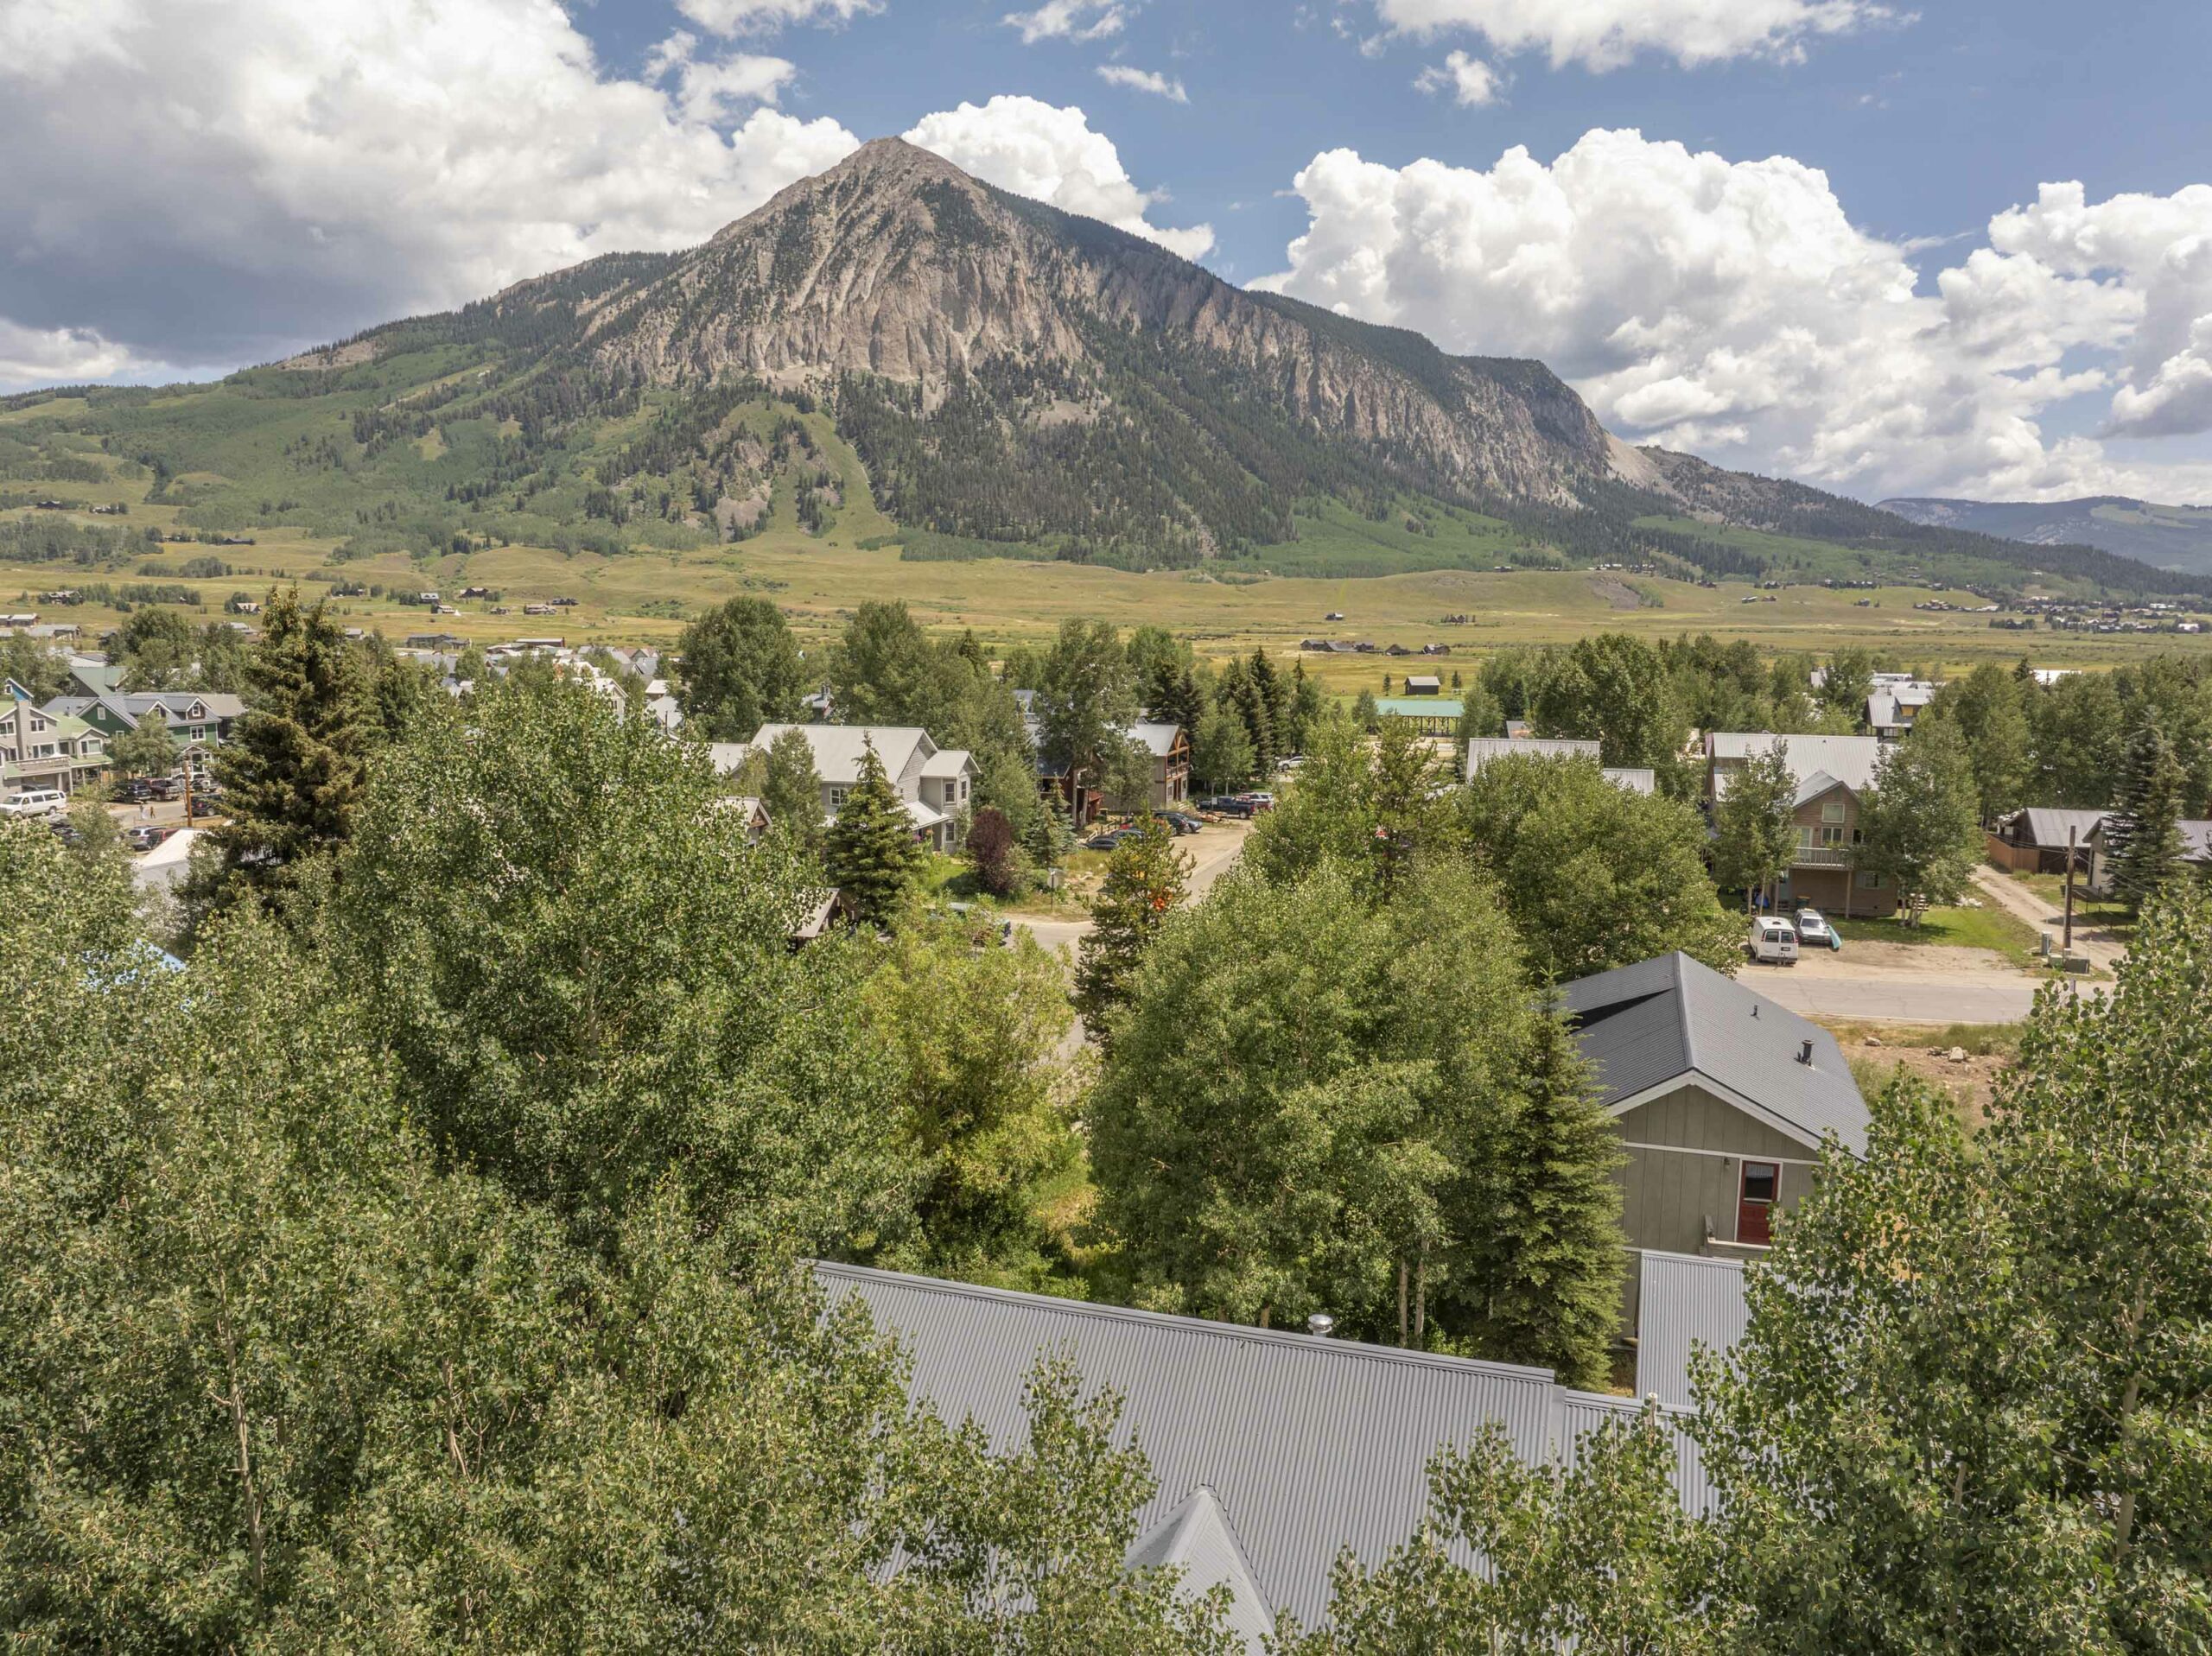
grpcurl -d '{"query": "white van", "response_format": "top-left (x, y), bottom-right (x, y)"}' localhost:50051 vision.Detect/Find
top-left (1, 788), bottom-right (68, 820)
top-left (1746, 915), bottom-right (1800, 966)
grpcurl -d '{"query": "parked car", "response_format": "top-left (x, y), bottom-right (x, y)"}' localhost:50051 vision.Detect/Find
top-left (1084, 828), bottom-right (1137, 851)
top-left (1745, 916), bottom-right (1800, 966)
top-left (1792, 907), bottom-right (1840, 950)
top-left (116, 777), bottom-right (157, 803)
top-left (1199, 796), bottom-right (1255, 818)
top-left (1161, 810), bottom-right (1204, 834)
top-left (1, 788), bottom-right (67, 820)
top-left (142, 775), bottom-right (184, 802)
top-left (1275, 756), bottom-right (1306, 773)
top-left (1239, 790), bottom-right (1277, 809)
top-left (125, 823), bottom-right (173, 852)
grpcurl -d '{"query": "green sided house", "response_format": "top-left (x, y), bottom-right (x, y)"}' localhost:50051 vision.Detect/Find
top-left (1560, 951), bottom-right (1869, 1330)
top-left (43, 688), bottom-right (245, 782)
top-left (1, 688), bottom-right (110, 799)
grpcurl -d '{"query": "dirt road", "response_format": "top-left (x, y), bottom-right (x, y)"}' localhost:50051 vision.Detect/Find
top-left (1013, 818), bottom-right (1253, 955)
top-left (1970, 864), bottom-right (2126, 975)
top-left (1751, 938), bottom-right (2048, 1025)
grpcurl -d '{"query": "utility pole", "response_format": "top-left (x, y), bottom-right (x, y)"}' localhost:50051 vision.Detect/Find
top-left (2063, 825), bottom-right (2076, 956)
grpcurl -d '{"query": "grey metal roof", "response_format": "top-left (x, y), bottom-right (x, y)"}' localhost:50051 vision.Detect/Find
top-left (1127, 721), bottom-right (1184, 758)
top-left (1559, 952), bottom-right (1869, 1155)
top-left (1603, 767), bottom-right (1657, 795)
top-left (1465, 736), bottom-right (1600, 767)
top-left (815, 1263), bottom-right (1706, 1630)
top-left (1708, 733), bottom-right (1883, 802)
top-left (1634, 1252), bottom-right (1751, 1411)
top-left (2005, 807), bottom-right (2107, 849)
top-left (740, 723), bottom-right (934, 785)
top-left (1124, 1488), bottom-right (1275, 1647)
top-left (1558, 1388), bottom-right (1717, 1517)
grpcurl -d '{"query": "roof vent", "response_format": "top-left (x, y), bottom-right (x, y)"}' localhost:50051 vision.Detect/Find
top-left (1798, 1038), bottom-right (1815, 1066)
top-left (1306, 1313), bottom-right (1337, 1338)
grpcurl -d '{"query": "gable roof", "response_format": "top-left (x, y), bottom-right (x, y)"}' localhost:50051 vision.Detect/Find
top-left (1123, 1488), bottom-right (1274, 1646)
top-left (1634, 1252), bottom-right (1751, 1411)
top-left (742, 724), bottom-right (935, 785)
top-left (815, 1262), bottom-right (1707, 1632)
top-left (1126, 721), bottom-right (1185, 758)
top-left (1465, 736), bottom-right (1599, 767)
top-left (2005, 807), bottom-right (2107, 848)
top-left (1560, 952), bottom-right (1869, 1155)
top-left (1708, 733), bottom-right (1883, 804)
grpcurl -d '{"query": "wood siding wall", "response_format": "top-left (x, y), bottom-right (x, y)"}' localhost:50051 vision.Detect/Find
top-left (1612, 1084), bottom-right (1819, 1256)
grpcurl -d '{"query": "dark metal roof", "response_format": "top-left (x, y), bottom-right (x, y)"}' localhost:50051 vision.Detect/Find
top-left (816, 1263), bottom-right (1707, 1631)
top-left (1634, 1251), bottom-right (1751, 1411)
top-left (2005, 807), bottom-right (2107, 849)
top-left (1560, 952), bottom-right (1869, 1154)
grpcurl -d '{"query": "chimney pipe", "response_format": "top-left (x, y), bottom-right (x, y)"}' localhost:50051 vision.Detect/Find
top-left (1798, 1038), bottom-right (1814, 1065)
top-left (1306, 1313), bottom-right (1336, 1338)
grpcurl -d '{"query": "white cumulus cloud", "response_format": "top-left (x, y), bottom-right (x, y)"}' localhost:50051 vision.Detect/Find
top-left (1375, 0), bottom-right (1893, 71)
top-left (0, 0), bottom-right (861, 385)
top-left (1003, 0), bottom-right (1127, 45)
top-left (1096, 63), bottom-right (1188, 102)
top-left (1256, 130), bottom-right (2212, 501)
top-left (904, 96), bottom-right (1213, 261)
top-left (1414, 49), bottom-right (1501, 105)
top-left (675, 0), bottom-right (882, 36)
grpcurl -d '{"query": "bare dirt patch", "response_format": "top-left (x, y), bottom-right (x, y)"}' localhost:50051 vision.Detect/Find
top-left (1586, 574), bottom-right (1645, 610)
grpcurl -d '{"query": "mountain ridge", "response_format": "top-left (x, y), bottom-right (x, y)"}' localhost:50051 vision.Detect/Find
top-left (1879, 494), bottom-right (2212, 579)
top-left (5, 137), bottom-right (2209, 599)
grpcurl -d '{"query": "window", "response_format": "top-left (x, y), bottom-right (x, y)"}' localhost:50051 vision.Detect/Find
top-left (1856, 870), bottom-right (1886, 889)
top-left (959, 777), bottom-right (969, 802)
top-left (1738, 1162), bottom-right (1779, 1246)
top-left (827, 786), bottom-right (849, 809)
top-left (1820, 798), bottom-right (1847, 824)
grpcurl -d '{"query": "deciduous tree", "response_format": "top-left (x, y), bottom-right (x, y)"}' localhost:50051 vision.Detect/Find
top-left (1852, 720), bottom-right (1983, 910)
top-left (1073, 815), bottom-right (1186, 1039)
top-left (675, 595), bottom-right (808, 739)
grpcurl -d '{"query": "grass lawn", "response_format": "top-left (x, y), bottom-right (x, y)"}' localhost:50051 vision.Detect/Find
top-left (2000, 867), bottom-right (2137, 942)
top-left (1831, 901), bottom-right (2044, 968)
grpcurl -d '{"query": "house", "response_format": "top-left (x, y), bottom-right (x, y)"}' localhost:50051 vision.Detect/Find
top-left (643, 692), bottom-right (684, 733)
top-left (1866, 679), bottom-right (1940, 739)
top-left (1504, 718), bottom-right (1533, 739)
top-left (2, 693), bottom-right (109, 798)
top-left (1706, 732), bottom-right (1896, 916)
top-left (816, 1261), bottom-right (1711, 1646)
top-left (1103, 722), bottom-right (1191, 814)
top-left (715, 795), bottom-right (772, 844)
top-left (1463, 736), bottom-right (1656, 795)
top-left (1371, 696), bottom-right (1462, 736)
top-left (790, 887), bottom-right (859, 946)
top-left (2083, 815), bottom-right (2212, 897)
top-left (1560, 952), bottom-right (1868, 1328)
top-left (714, 724), bottom-right (976, 852)
top-left (1402, 673), bottom-right (1442, 695)
top-left (1987, 806), bottom-right (2107, 875)
top-left (44, 688), bottom-right (244, 780)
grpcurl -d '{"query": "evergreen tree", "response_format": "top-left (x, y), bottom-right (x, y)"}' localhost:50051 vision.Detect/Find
top-left (1027, 780), bottom-right (1076, 876)
top-left (823, 739), bottom-right (925, 925)
top-left (2105, 716), bottom-right (2189, 911)
top-left (760, 726), bottom-right (825, 847)
top-left (187, 587), bottom-right (369, 923)
top-left (1073, 815), bottom-right (1187, 1040)
top-left (1465, 1009), bottom-right (1624, 1390)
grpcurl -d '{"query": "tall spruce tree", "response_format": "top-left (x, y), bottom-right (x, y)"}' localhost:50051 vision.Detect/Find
top-left (1073, 815), bottom-right (1187, 1040)
top-left (2106, 716), bottom-right (2190, 912)
top-left (1466, 1008), bottom-right (1624, 1390)
top-left (186, 586), bottom-right (369, 923)
top-left (823, 739), bottom-right (924, 925)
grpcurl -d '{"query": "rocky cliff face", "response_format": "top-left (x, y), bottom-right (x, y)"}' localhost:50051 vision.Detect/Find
top-left (574, 138), bottom-right (1624, 508)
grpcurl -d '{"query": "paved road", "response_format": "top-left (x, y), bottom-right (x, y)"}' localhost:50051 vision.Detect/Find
top-left (1753, 967), bottom-right (2044, 1025)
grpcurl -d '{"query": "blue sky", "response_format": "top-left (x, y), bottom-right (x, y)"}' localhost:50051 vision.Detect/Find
top-left (2, 0), bottom-right (2209, 503)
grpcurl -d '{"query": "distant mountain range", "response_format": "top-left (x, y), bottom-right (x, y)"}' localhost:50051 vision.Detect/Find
top-left (7, 138), bottom-right (2209, 600)
top-left (1879, 496), bottom-right (2212, 580)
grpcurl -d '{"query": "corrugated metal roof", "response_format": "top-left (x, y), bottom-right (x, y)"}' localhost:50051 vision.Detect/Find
top-left (745, 724), bottom-right (933, 784)
top-left (1634, 1252), bottom-right (1751, 1411)
top-left (1375, 698), bottom-right (1464, 720)
top-left (1124, 1488), bottom-right (1274, 1647)
top-left (815, 1263), bottom-right (1704, 1629)
top-left (1603, 767), bottom-right (1657, 795)
top-left (1557, 1389), bottom-right (1718, 1517)
top-left (1560, 953), bottom-right (1869, 1154)
top-left (1127, 721), bottom-right (1184, 758)
top-left (1465, 736), bottom-right (1600, 766)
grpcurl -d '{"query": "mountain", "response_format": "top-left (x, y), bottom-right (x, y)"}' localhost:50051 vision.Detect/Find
top-left (5, 137), bottom-right (2209, 600)
top-left (1878, 495), bottom-right (2212, 579)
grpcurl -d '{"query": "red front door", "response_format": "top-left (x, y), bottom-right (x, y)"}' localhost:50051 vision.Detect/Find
top-left (1738, 1162), bottom-right (1779, 1245)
